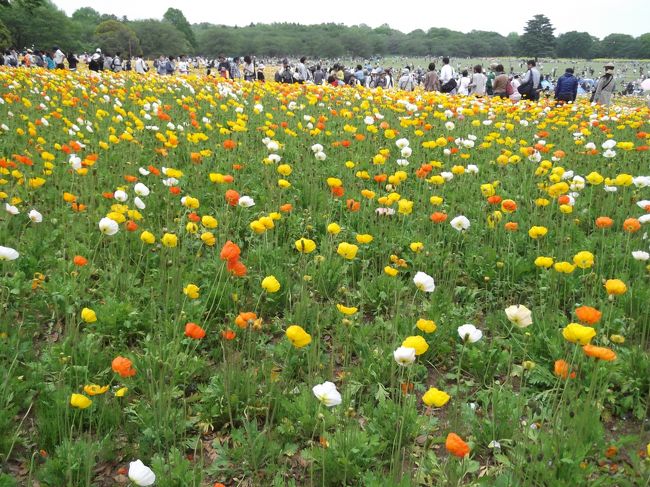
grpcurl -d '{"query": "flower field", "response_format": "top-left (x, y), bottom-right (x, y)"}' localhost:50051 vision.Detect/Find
top-left (0, 68), bottom-right (649, 486)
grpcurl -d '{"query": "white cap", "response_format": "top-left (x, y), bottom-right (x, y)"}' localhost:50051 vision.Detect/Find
top-left (96, 48), bottom-right (101, 53)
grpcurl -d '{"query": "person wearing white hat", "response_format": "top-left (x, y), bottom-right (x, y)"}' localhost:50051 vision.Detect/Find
top-left (592, 63), bottom-right (616, 106)
top-left (398, 67), bottom-right (415, 91)
top-left (89, 48), bottom-right (103, 72)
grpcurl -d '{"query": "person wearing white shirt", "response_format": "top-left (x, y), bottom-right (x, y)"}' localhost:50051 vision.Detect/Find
top-left (177, 56), bottom-right (188, 75)
top-left (458, 70), bottom-right (471, 95)
top-left (134, 56), bottom-right (148, 74)
top-left (53, 47), bottom-right (65, 69)
top-left (439, 57), bottom-right (456, 94)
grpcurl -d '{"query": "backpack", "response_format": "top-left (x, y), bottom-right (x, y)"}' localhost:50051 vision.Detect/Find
top-left (165, 60), bottom-right (174, 74)
top-left (505, 80), bottom-right (514, 96)
top-left (440, 78), bottom-right (457, 93)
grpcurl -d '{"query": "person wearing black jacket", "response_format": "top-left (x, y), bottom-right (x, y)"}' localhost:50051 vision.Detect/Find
top-left (554, 68), bottom-right (578, 102)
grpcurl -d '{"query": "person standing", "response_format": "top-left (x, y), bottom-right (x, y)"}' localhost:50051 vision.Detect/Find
top-left (229, 57), bottom-right (241, 79)
top-left (423, 62), bottom-right (440, 92)
top-left (53, 46), bottom-right (65, 69)
top-left (243, 55), bottom-right (255, 81)
top-left (134, 56), bottom-right (148, 74)
top-left (439, 57), bottom-right (456, 94)
top-left (554, 67), bottom-right (578, 102)
top-left (520, 60), bottom-right (541, 101)
top-left (397, 68), bottom-right (415, 91)
top-left (177, 56), bottom-right (189, 75)
top-left (67, 52), bottom-right (78, 71)
top-left (492, 64), bottom-right (509, 98)
top-left (89, 48), bottom-right (103, 71)
top-left (111, 52), bottom-right (123, 72)
top-left (457, 69), bottom-right (471, 95)
top-left (592, 63), bottom-right (616, 106)
top-left (469, 65), bottom-right (487, 96)
top-left (295, 56), bottom-right (309, 83)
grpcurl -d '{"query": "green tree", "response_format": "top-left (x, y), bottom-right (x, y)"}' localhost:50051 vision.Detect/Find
top-left (0, 0), bottom-right (43, 10)
top-left (130, 20), bottom-right (190, 58)
top-left (94, 20), bottom-right (140, 56)
top-left (519, 14), bottom-right (556, 58)
top-left (70, 7), bottom-right (102, 52)
top-left (556, 31), bottom-right (594, 58)
top-left (598, 33), bottom-right (640, 58)
top-left (0, 18), bottom-right (10, 49)
top-left (0, 0), bottom-right (77, 51)
top-left (163, 8), bottom-right (196, 51)
top-left (638, 33), bottom-right (650, 58)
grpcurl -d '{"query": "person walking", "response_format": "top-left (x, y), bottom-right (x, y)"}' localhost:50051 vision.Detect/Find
top-left (592, 63), bottom-right (616, 106)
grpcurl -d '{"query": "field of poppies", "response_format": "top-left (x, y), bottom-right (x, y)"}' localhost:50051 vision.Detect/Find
top-left (0, 68), bottom-right (649, 486)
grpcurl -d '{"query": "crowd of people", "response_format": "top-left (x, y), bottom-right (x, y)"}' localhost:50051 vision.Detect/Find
top-left (2, 46), bottom-right (649, 106)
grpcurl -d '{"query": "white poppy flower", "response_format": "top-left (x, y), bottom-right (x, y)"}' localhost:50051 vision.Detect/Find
top-left (395, 138), bottom-right (410, 149)
top-left (238, 196), bottom-right (255, 208)
top-left (0, 246), bottom-right (19, 261)
top-left (134, 197), bottom-right (146, 210)
top-left (128, 460), bottom-right (156, 486)
top-left (504, 305), bottom-right (533, 328)
top-left (69, 154), bottom-right (82, 170)
top-left (5, 203), bottom-right (19, 215)
top-left (162, 178), bottom-right (178, 187)
top-left (632, 250), bottom-right (649, 261)
top-left (601, 139), bottom-right (617, 149)
top-left (312, 381), bottom-right (342, 407)
top-left (466, 164), bottom-right (479, 174)
top-left (268, 153), bottom-right (282, 163)
top-left (603, 185), bottom-right (618, 192)
top-left (636, 200), bottom-right (650, 209)
top-left (375, 207), bottom-right (395, 216)
top-left (314, 151), bottom-right (327, 161)
top-left (413, 271), bottom-right (435, 292)
top-left (114, 190), bottom-right (128, 202)
top-left (134, 183), bottom-right (150, 197)
top-left (602, 149), bottom-right (616, 158)
top-left (639, 214), bottom-right (650, 224)
top-left (98, 217), bottom-right (119, 236)
top-left (393, 347), bottom-right (416, 366)
top-left (457, 324), bottom-right (482, 343)
top-left (400, 147), bottom-right (412, 158)
top-left (396, 159), bottom-right (409, 167)
top-left (28, 209), bottom-right (43, 223)
top-left (450, 215), bottom-right (470, 232)
top-left (364, 116), bottom-right (375, 125)
top-left (633, 176), bottom-right (650, 188)
top-left (445, 121), bottom-right (455, 130)
top-left (440, 172), bottom-right (454, 181)
top-left (267, 140), bottom-right (280, 152)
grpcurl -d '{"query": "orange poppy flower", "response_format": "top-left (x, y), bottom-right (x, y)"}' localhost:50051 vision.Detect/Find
top-left (125, 221), bottom-right (138, 232)
top-left (430, 212), bottom-right (448, 223)
top-left (187, 212), bottom-right (201, 223)
top-left (583, 344), bottom-right (616, 361)
top-left (557, 195), bottom-right (570, 205)
top-left (169, 186), bottom-right (181, 195)
top-left (595, 216), bottom-right (613, 229)
top-left (222, 329), bottom-right (236, 340)
top-left (73, 255), bottom-right (88, 266)
top-left (501, 199), bottom-right (517, 212)
top-left (102, 192), bottom-right (114, 199)
top-left (487, 195), bottom-right (502, 205)
top-left (622, 218), bottom-right (641, 233)
top-left (504, 222), bottom-right (519, 231)
top-left (553, 359), bottom-right (575, 379)
top-left (223, 139), bottom-right (237, 150)
top-left (223, 175), bottom-right (234, 183)
top-left (148, 165), bottom-right (160, 176)
top-left (227, 258), bottom-right (247, 277)
top-left (220, 241), bottom-right (241, 262)
top-left (374, 174), bottom-right (387, 183)
top-left (575, 306), bottom-right (601, 325)
top-left (445, 433), bottom-right (470, 458)
top-left (225, 189), bottom-right (240, 206)
top-left (235, 312), bottom-right (257, 329)
top-left (112, 356), bottom-right (136, 378)
top-left (71, 203), bottom-right (87, 212)
top-left (185, 322), bottom-right (206, 339)
top-left (331, 186), bottom-right (344, 197)
top-left (280, 203), bottom-right (293, 212)
top-left (346, 199), bottom-right (360, 212)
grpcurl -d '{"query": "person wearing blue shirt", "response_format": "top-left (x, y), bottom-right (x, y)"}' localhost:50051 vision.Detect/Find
top-left (554, 68), bottom-right (578, 103)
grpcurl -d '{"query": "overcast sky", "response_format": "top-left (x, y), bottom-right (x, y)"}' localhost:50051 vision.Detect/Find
top-left (52, 0), bottom-right (648, 39)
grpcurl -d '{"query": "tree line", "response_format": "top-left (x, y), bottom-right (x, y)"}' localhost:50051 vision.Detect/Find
top-left (1, 2), bottom-right (649, 60)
